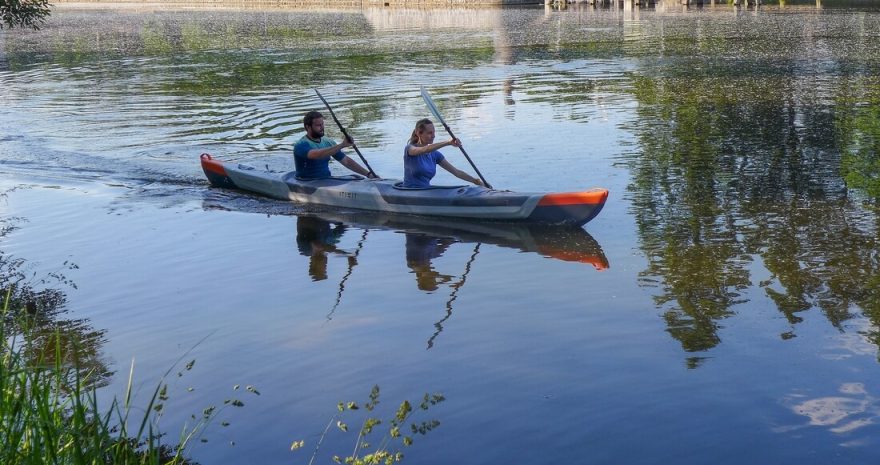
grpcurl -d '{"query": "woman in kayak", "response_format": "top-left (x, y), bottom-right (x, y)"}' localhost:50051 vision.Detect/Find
top-left (404, 118), bottom-right (484, 188)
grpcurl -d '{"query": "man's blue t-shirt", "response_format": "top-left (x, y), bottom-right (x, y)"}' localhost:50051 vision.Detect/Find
top-left (293, 136), bottom-right (346, 179)
top-left (403, 144), bottom-right (445, 188)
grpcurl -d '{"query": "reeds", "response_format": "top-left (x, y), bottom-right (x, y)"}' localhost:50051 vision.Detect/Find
top-left (1, 282), bottom-right (442, 465)
top-left (0, 289), bottom-right (203, 465)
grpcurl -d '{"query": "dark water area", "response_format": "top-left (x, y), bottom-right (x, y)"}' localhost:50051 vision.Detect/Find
top-left (2, 2), bottom-right (880, 463)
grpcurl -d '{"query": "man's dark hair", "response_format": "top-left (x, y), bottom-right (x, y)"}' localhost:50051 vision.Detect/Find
top-left (303, 111), bottom-right (323, 128)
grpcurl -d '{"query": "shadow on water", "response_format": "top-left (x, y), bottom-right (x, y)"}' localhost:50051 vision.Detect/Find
top-left (289, 210), bottom-right (608, 349)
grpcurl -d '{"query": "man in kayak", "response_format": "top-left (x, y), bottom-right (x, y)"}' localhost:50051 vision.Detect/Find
top-left (294, 111), bottom-right (377, 179)
top-left (404, 118), bottom-right (483, 188)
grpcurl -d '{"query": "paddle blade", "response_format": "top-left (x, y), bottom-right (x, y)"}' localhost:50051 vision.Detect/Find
top-left (420, 86), bottom-right (449, 129)
top-left (314, 89), bottom-right (337, 120)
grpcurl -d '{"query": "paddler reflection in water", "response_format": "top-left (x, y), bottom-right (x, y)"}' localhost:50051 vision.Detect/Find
top-left (405, 233), bottom-right (456, 292)
top-left (296, 216), bottom-right (356, 281)
top-left (294, 111), bottom-right (377, 179)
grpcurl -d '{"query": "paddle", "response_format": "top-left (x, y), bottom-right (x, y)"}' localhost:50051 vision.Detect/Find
top-left (427, 242), bottom-right (481, 350)
top-left (314, 89), bottom-right (377, 179)
top-left (326, 228), bottom-right (369, 322)
top-left (420, 86), bottom-right (492, 189)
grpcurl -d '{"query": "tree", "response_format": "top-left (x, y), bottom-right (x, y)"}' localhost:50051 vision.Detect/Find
top-left (0, 0), bottom-right (51, 29)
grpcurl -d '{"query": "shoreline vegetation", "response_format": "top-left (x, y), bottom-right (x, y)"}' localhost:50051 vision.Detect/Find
top-left (1, 288), bottom-right (445, 465)
top-left (42, 0), bottom-right (866, 13)
top-left (40, 0), bottom-right (797, 10)
top-left (0, 287), bottom-right (239, 465)
top-left (50, 0), bottom-right (544, 8)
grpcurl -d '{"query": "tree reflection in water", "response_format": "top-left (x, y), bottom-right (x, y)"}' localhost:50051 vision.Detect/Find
top-left (626, 66), bottom-right (880, 365)
top-left (0, 189), bottom-right (112, 389)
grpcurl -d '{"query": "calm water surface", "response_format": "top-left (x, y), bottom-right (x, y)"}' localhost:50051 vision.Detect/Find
top-left (3, 2), bottom-right (880, 463)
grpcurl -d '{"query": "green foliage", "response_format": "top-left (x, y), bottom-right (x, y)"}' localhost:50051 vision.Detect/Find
top-left (0, 0), bottom-right (50, 30)
top-left (180, 23), bottom-right (213, 52)
top-left (296, 385), bottom-right (445, 465)
top-left (142, 21), bottom-right (174, 55)
top-left (0, 289), bottom-right (256, 464)
top-left (838, 86), bottom-right (880, 198)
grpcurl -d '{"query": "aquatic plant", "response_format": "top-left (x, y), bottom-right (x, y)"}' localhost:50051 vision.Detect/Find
top-left (294, 385), bottom-right (446, 465)
top-left (0, 288), bottom-right (254, 465)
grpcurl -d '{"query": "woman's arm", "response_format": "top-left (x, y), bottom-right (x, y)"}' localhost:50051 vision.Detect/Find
top-left (407, 138), bottom-right (461, 156)
top-left (438, 159), bottom-right (483, 186)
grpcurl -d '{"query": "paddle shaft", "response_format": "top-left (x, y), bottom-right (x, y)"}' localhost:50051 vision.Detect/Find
top-left (437, 121), bottom-right (491, 189)
top-left (419, 87), bottom-right (491, 189)
top-left (427, 242), bottom-right (481, 349)
top-left (327, 228), bottom-right (368, 322)
top-left (314, 90), bottom-right (377, 178)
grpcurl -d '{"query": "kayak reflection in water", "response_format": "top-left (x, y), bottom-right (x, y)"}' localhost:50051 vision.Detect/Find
top-left (405, 233), bottom-right (457, 292)
top-left (295, 216), bottom-right (356, 281)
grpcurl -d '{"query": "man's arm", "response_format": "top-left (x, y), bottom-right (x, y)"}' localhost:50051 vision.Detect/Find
top-left (307, 143), bottom-right (345, 160)
top-left (308, 137), bottom-right (353, 160)
top-left (340, 156), bottom-right (376, 178)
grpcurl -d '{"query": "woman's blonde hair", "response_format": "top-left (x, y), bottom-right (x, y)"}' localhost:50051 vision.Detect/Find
top-left (408, 118), bottom-right (434, 145)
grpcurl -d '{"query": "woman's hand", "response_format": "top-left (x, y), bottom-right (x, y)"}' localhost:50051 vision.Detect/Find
top-left (448, 138), bottom-right (462, 148)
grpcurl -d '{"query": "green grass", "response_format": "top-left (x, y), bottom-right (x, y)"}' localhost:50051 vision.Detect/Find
top-left (0, 288), bottom-right (208, 465)
top-left (0, 282), bottom-right (444, 465)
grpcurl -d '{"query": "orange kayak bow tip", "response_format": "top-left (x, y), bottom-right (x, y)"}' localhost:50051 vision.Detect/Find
top-left (537, 189), bottom-right (609, 207)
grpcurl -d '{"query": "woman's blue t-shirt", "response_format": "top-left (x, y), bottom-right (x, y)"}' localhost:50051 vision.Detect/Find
top-left (403, 144), bottom-right (445, 188)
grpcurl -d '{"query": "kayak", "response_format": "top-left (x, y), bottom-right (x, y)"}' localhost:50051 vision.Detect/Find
top-left (200, 153), bottom-right (608, 226)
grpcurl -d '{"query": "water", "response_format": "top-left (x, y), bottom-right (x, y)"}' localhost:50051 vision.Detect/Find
top-left (2, 2), bottom-right (880, 463)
